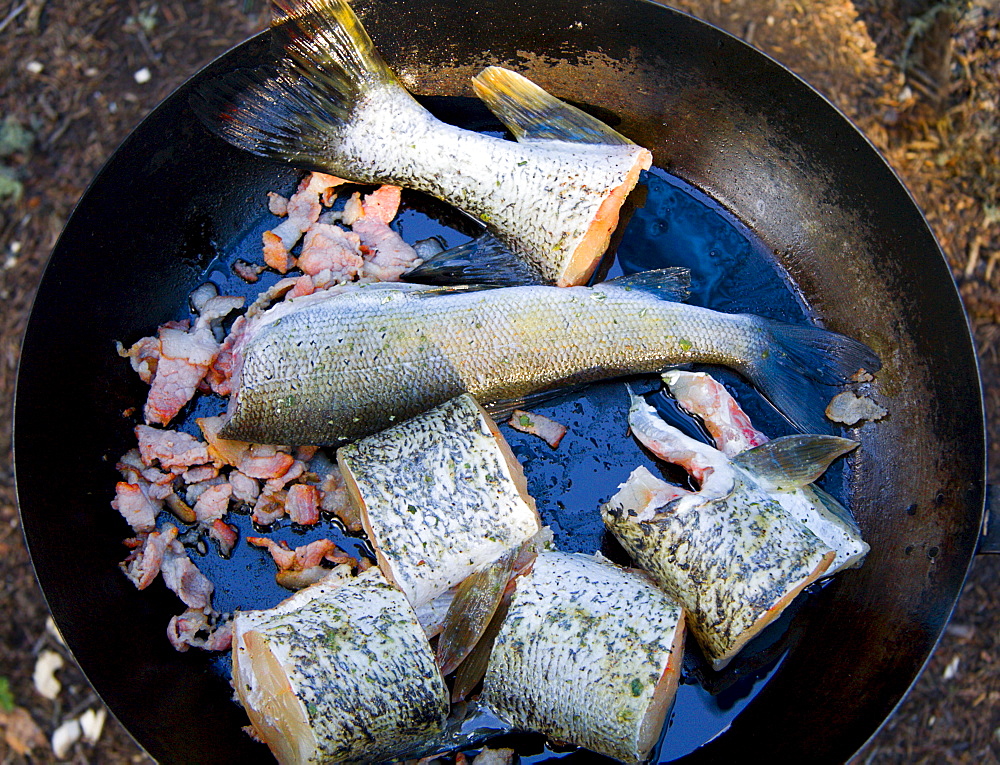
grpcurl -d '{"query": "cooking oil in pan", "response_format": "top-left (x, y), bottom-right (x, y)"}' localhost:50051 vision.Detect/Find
top-left (193, 165), bottom-right (831, 762)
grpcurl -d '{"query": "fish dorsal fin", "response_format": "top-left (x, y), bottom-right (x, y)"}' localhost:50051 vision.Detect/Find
top-left (732, 434), bottom-right (858, 491)
top-left (599, 268), bottom-right (691, 302)
top-left (402, 235), bottom-right (546, 287)
top-left (471, 66), bottom-right (634, 146)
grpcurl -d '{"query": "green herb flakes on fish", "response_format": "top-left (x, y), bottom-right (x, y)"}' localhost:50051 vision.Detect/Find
top-left (601, 391), bottom-right (838, 670)
top-left (232, 568), bottom-right (449, 765)
top-left (191, 0), bottom-right (651, 286)
top-left (337, 394), bottom-right (540, 609)
top-left (482, 551), bottom-right (685, 765)
top-left (221, 269), bottom-right (880, 445)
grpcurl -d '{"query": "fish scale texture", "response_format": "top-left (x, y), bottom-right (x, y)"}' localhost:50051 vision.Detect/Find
top-left (228, 283), bottom-right (756, 445)
top-left (233, 569), bottom-right (448, 764)
top-left (603, 466), bottom-right (832, 669)
top-left (482, 551), bottom-right (684, 765)
top-left (337, 394), bottom-right (539, 607)
top-left (329, 87), bottom-right (648, 282)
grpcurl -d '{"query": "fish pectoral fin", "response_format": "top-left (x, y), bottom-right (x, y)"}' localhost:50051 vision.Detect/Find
top-left (600, 268), bottom-right (691, 302)
top-left (471, 65), bottom-right (634, 146)
top-left (484, 385), bottom-right (589, 422)
top-left (731, 434), bottom-right (858, 491)
top-left (403, 235), bottom-right (545, 287)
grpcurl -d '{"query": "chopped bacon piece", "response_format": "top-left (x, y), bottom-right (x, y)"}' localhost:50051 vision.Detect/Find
top-left (111, 482), bottom-right (159, 533)
top-left (193, 482), bottom-right (233, 523)
top-left (229, 470), bottom-right (260, 504)
top-left (360, 185), bottom-right (402, 224)
top-left (288, 274), bottom-right (316, 299)
top-left (121, 525), bottom-right (179, 589)
top-left (233, 259), bottom-right (265, 284)
top-left (509, 409), bottom-right (569, 449)
top-left (117, 335), bottom-right (160, 384)
top-left (261, 178), bottom-right (330, 272)
top-left (286, 484), bottom-right (320, 525)
top-left (238, 444), bottom-right (296, 480)
top-left (197, 415), bottom-right (249, 468)
top-left (299, 171), bottom-right (348, 205)
top-left (263, 459), bottom-right (306, 493)
top-left (267, 192), bottom-right (288, 216)
top-left (318, 465), bottom-right (362, 532)
top-left (251, 489), bottom-right (286, 526)
top-left (204, 316), bottom-right (247, 397)
top-left (297, 223), bottom-right (364, 281)
top-left (341, 191), bottom-right (364, 225)
top-left (166, 608), bottom-right (232, 652)
top-left (182, 464), bottom-right (219, 484)
top-left (136, 425), bottom-right (210, 471)
top-left (143, 324), bottom-right (219, 426)
top-left (195, 295), bottom-right (243, 328)
top-left (207, 519), bottom-right (239, 558)
top-left (248, 537), bottom-right (358, 590)
top-left (160, 544), bottom-right (214, 610)
top-left (354, 216), bottom-right (421, 281)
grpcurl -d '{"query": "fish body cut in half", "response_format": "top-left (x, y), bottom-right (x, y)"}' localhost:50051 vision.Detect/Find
top-left (337, 393), bottom-right (540, 608)
top-left (601, 392), bottom-right (837, 670)
top-left (482, 551), bottom-right (685, 765)
top-left (222, 271), bottom-right (881, 445)
top-left (231, 567), bottom-right (449, 765)
top-left (191, 0), bottom-right (651, 286)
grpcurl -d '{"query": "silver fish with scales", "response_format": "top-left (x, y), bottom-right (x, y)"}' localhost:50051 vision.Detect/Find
top-left (222, 270), bottom-right (880, 445)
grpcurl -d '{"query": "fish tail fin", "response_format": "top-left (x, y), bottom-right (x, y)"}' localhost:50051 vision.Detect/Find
top-left (471, 66), bottom-right (634, 145)
top-left (744, 319), bottom-right (881, 434)
top-left (402, 234), bottom-right (546, 287)
top-left (190, 0), bottom-right (409, 172)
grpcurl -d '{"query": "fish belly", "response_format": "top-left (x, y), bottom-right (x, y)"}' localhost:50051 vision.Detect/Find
top-left (337, 394), bottom-right (540, 608)
top-left (482, 551), bottom-right (685, 765)
top-left (231, 568), bottom-right (449, 765)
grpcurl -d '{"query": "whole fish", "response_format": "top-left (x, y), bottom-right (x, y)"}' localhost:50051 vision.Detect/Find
top-left (191, 0), bottom-right (651, 286)
top-left (232, 568), bottom-right (449, 765)
top-left (601, 391), bottom-right (849, 670)
top-left (221, 269), bottom-right (880, 445)
top-left (482, 551), bottom-right (685, 765)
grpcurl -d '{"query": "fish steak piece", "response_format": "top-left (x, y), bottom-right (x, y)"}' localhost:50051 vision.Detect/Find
top-left (482, 551), bottom-right (685, 765)
top-left (664, 370), bottom-right (870, 574)
top-left (191, 0), bottom-right (651, 286)
top-left (601, 393), bottom-right (836, 670)
top-left (231, 568), bottom-right (449, 765)
top-left (222, 270), bottom-right (881, 444)
top-left (337, 394), bottom-right (540, 608)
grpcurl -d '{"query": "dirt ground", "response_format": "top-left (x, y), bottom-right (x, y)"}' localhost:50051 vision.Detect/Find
top-left (0, 0), bottom-right (998, 762)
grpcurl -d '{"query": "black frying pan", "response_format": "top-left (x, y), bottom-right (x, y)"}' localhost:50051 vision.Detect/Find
top-left (14, 0), bottom-right (985, 762)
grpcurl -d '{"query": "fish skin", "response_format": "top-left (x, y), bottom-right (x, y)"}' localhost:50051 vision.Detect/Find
top-left (482, 551), bottom-right (685, 765)
top-left (601, 393), bottom-right (835, 670)
top-left (221, 272), bottom-right (879, 445)
top-left (191, 0), bottom-right (651, 286)
top-left (232, 568), bottom-right (449, 765)
top-left (336, 394), bottom-right (540, 609)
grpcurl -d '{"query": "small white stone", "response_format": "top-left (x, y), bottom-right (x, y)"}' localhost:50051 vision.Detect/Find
top-left (32, 650), bottom-right (64, 700)
top-left (942, 655), bottom-right (960, 681)
top-left (25, 61), bottom-right (44, 74)
top-left (51, 719), bottom-right (81, 759)
top-left (9, 240), bottom-right (21, 254)
top-left (78, 707), bottom-right (107, 744)
top-left (45, 616), bottom-right (67, 646)
top-left (133, 67), bottom-right (152, 84)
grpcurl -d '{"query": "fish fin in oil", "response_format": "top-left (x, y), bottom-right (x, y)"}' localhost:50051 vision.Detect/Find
top-left (731, 434), bottom-right (858, 491)
top-left (472, 65), bottom-right (634, 146)
top-left (743, 319), bottom-right (881, 435)
top-left (190, 0), bottom-right (405, 172)
top-left (403, 234), bottom-right (546, 287)
top-left (436, 548), bottom-right (519, 677)
top-left (598, 267), bottom-right (692, 302)
top-left (484, 384), bottom-right (589, 422)
top-left (803, 484), bottom-right (864, 536)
